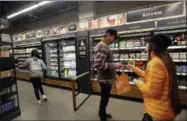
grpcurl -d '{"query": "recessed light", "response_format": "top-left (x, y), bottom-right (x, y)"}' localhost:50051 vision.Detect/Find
top-left (0, 25), bottom-right (5, 28)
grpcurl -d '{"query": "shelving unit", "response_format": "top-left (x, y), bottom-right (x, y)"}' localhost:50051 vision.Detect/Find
top-left (0, 17), bottom-right (21, 121)
top-left (154, 28), bottom-right (187, 91)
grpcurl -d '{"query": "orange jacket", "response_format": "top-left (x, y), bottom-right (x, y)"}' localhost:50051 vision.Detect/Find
top-left (133, 55), bottom-right (176, 121)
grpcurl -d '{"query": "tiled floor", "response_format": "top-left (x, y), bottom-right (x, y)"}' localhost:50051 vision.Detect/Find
top-left (15, 81), bottom-right (186, 120)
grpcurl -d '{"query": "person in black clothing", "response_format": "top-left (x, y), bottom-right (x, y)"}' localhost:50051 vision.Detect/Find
top-left (19, 49), bottom-right (47, 104)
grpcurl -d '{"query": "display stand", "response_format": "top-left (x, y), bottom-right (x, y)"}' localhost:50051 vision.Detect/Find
top-left (0, 18), bottom-right (21, 121)
top-left (76, 31), bottom-right (91, 93)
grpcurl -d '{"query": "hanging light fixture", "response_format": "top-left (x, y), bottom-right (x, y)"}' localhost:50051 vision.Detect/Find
top-left (7, 1), bottom-right (52, 19)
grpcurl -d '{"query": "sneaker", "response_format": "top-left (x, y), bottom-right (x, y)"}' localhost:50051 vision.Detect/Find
top-left (42, 95), bottom-right (48, 101)
top-left (36, 100), bottom-right (41, 105)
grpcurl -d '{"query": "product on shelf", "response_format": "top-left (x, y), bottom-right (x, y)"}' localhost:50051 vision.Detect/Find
top-left (173, 33), bottom-right (186, 45)
top-left (179, 79), bottom-right (186, 87)
top-left (0, 70), bottom-right (12, 78)
top-left (180, 52), bottom-right (186, 59)
top-left (136, 53), bottom-right (141, 59)
top-left (0, 99), bottom-right (17, 115)
top-left (172, 52), bottom-right (180, 59)
top-left (129, 53), bottom-right (136, 59)
top-left (113, 53), bottom-right (119, 60)
top-left (62, 46), bottom-right (75, 52)
top-left (120, 54), bottom-right (128, 59)
top-left (119, 41), bottom-right (127, 48)
top-left (128, 60), bottom-right (135, 67)
top-left (140, 52), bottom-right (147, 59)
top-left (135, 61), bottom-right (144, 70)
top-left (126, 40), bottom-right (134, 48)
top-left (176, 65), bottom-right (187, 73)
top-left (0, 50), bottom-right (9, 57)
top-left (0, 34), bottom-right (11, 42)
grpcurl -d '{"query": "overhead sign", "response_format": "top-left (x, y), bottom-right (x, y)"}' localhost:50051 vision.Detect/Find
top-left (126, 2), bottom-right (184, 23)
top-left (119, 21), bottom-right (155, 32)
top-left (36, 30), bottom-right (44, 38)
top-left (89, 19), bottom-right (99, 30)
top-left (90, 26), bottom-right (120, 36)
top-left (156, 16), bottom-right (186, 29)
top-left (79, 20), bottom-right (89, 31)
top-left (99, 14), bottom-right (119, 28)
top-left (59, 25), bottom-right (68, 34)
top-left (43, 28), bottom-right (51, 36)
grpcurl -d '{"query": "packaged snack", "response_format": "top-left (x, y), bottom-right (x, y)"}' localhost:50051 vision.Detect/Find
top-left (180, 52), bottom-right (186, 59)
top-left (172, 52), bottom-right (179, 59)
top-left (136, 53), bottom-right (141, 59)
top-left (126, 40), bottom-right (133, 48)
top-left (169, 53), bottom-right (173, 59)
top-left (176, 65), bottom-right (180, 73)
top-left (181, 65), bottom-right (186, 73)
top-left (129, 53), bottom-right (135, 59)
top-left (135, 61), bottom-right (143, 69)
top-left (140, 52), bottom-right (146, 59)
top-left (128, 60), bottom-right (135, 66)
top-left (140, 38), bottom-right (146, 46)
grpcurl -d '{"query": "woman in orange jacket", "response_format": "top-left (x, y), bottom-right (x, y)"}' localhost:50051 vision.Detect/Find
top-left (127, 34), bottom-right (181, 121)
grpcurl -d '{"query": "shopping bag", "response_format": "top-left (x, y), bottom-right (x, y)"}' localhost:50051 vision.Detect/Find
top-left (114, 72), bottom-right (131, 95)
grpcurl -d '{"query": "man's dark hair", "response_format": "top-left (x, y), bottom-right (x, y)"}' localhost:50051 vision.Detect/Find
top-left (105, 29), bottom-right (118, 39)
top-left (31, 49), bottom-right (41, 59)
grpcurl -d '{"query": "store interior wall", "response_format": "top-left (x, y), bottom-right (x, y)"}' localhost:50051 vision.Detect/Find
top-left (12, 1), bottom-right (173, 34)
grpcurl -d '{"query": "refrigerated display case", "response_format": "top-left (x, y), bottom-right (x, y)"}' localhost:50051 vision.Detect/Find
top-left (42, 35), bottom-right (77, 80)
top-left (43, 41), bottom-right (59, 78)
top-left (58, 37), bottom-right (77, 79)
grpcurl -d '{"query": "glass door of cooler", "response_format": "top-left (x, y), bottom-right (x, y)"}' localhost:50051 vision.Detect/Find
top-left (58, 38), bottom-right (77, 79)
top-left (44, 41), bottom-right (59, 78)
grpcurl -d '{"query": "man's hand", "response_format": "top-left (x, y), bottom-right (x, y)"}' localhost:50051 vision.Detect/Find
top-left (115, 63), bottom-right (124, 69)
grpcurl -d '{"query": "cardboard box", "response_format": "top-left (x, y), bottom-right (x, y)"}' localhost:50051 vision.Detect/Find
top-left (0, 70), bottom-right (12, 78)
top-left (0, 50), bottom-right (9, 57)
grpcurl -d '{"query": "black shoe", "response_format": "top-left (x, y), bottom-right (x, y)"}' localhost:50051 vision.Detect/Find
top-left (106, 113), bottom-right (112, 119)
top-left (100, 117), bottom-right (107, 121)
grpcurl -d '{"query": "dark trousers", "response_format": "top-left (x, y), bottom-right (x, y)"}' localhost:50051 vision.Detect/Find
top-left (99, 82), bottom-right (112, 120)
top-left (30, 77), bottom-right (44, 100)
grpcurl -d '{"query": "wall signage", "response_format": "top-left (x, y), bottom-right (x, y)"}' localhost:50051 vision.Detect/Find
top-left (99, 14), bottom-right (119, 28)
top-left (126, 2), bottom-right (184, 23)
top-left (156, 16), bottom-right (186, 29)
top-left (36, 30), bottom-right (44, 38)
top-left (89, 19), bottom-right (99, 30)
top-left (78, 37), bottom-right (87, 59)
top-left (119, 21), bottom-right (155, 32)
top-left (68, 23), bottom-right (77, 32)
top-left (26, 31), bottom-right (35, 39)
top-left (43, 28), bottom-right (51, 36)
top-left (79, 20), bottom-right (89, 31)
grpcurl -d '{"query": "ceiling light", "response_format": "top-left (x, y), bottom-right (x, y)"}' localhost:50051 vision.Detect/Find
top-left (7, 1), bottom-right (52, 19)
